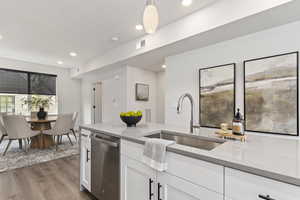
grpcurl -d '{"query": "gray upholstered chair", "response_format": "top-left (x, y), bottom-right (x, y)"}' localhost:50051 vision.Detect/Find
top-left (44, 113), bottom-right (73, 151)
top-left (0, 114), bottom-right (8, 145)
top-left (71, 112), bottom-right (78, 141)
top-left (2, 115), bottom-right (39, 156)
top-left (30, 112), bottom-right (38, 118)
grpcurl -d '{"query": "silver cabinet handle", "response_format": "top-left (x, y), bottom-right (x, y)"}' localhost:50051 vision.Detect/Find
top-left (93, 135), bottom-right (119, 147)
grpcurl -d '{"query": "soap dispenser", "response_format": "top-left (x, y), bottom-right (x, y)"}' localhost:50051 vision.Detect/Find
top-left (232, 108), bottom-right (245, 135)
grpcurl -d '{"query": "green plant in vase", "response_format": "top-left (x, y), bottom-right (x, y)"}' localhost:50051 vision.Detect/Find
top-left (22, 95), bottom-right (54, 119)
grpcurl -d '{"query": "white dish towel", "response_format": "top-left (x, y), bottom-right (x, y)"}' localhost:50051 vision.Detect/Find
top-left (142, 138), bottom-right (175, 171)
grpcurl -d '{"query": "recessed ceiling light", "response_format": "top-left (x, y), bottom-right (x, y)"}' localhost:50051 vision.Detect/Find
top-left (69, 52), bottom-right (77, 57)
top-left (162, 64), bottom-right (167, 69)
top-left (181, 0), bottom-right (193, 7)
top-left (0, 34), bottom-right (3, 40)
top-left (111, 37), bottom-right (119, 41)
top-left (57, 61), bottom-right (63, 65)
top-left (135, 24), bottom-right (144, 31)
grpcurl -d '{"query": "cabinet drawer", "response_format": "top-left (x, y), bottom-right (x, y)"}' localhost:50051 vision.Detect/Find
top-left (225, 168), bottom-right (300, 200)
top-left (165, 152), bottom-right (224, 194)
top-left (158, 172), bottom-right (223, 200)
top-left (121, 140), bottom-right (224, 194)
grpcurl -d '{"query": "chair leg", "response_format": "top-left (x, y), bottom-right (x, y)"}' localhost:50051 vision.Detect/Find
top-left (71, 129), bottom-right (77, 141)
top-left (23, 139), bottom-right (28, 153)
top-left (67, 134), bottom-right (73, 146)
top-left (59, 135), bottom-right (63, 144)
top-left (0, 135), bottom-right (5, 145)
top-left (56, 136), bottom-right (59, 151)
top-left (18, 139), bottom-right (22, 149)
top-left (3, 140), bottom-right (12, 156)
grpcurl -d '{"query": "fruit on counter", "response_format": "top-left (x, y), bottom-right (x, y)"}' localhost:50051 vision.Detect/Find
top-left (120, 111), bottom-right (142, 117)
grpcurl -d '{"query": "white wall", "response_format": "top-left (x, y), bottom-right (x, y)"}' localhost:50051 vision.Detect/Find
top-left (81, 66), bottom-right (127, 124)
top-left (0, 57), bottom-right (81, 121)
top-left (165, 20), bottom-right (300, 135)
top-left (72, 0), bottom-right (294, 77)
top-left (156, 71), bottom-right (166, 123)
top-left (81, 66), bottom-right (165, 125)
top-left (126, 66), bottom-right (157, 123)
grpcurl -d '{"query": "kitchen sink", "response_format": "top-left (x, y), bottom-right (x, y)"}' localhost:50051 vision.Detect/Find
top-left (145, 131), bottom-right (225, 151)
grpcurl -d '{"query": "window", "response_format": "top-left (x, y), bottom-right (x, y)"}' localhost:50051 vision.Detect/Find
top-left (0, 69), bottom-right (57, 115)
top-left (0, 69), bottom-right (28, 94)
top-left (29, 73), bottom-right (56, 95)
top-left (0, 95), bottom-right (15, 114)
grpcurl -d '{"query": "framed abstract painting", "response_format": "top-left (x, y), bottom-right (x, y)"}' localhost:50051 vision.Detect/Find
top-left (244, 52), bottom-right (299, 136)
top-left (199, 63), bottom-right (236, 128)
top-left (135, 83), bottom-right (149, 101)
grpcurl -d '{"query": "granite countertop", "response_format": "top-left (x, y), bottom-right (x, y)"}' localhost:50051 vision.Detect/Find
top-left (80, 123), bottom-right (300, 187)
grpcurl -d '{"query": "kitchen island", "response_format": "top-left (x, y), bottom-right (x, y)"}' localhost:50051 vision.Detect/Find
top-left (79, 123), bottom-right (300, 200)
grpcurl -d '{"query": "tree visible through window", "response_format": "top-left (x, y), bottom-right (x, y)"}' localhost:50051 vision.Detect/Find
top-left (0, 96), bottom-right (15, 114)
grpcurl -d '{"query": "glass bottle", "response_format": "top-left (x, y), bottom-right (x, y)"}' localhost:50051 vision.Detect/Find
top-left (232, 108), bottom-right (245, 135)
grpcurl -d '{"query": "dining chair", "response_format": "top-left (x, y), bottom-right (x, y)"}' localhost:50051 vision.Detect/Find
top-left (71, 112), bottom-right (78, 141)
top-left (0, 114), bottom-right (8, 145)
top-left (44, 113), bottom-right (73, 151)
top-left (30, 112), bottom-right (38, 118)
top-left (2, 115), bottom-right (40, 156)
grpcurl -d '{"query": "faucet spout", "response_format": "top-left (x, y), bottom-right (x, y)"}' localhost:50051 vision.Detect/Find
top-left (177, 93), bottom-right (195, 133)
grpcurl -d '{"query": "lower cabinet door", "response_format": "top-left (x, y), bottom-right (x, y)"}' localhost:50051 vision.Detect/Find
top-left (157, 172), bottom-right (223, 200)
top-left (80, 136), bottom-right (91, 191)
top-left (121, 156), bottom-right (156, 200)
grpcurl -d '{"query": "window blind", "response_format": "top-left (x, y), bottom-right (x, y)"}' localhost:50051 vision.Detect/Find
top-left (0, 69), bottom-right (57, 95)
top-left (0, 69), bottom-right (28, 94)
top-left (29, 73), bottom-right (56, 95)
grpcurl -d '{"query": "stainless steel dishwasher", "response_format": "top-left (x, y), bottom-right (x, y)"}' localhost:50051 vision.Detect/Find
top-left (91, 132), bottom-right (120, 200)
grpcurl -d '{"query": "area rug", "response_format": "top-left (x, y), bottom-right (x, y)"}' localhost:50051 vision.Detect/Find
top-left (0, 137), bottom-right (79, 173)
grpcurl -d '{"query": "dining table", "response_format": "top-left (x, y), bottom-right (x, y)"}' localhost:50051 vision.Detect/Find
top-left (25, 116), bottom-right (57, 149)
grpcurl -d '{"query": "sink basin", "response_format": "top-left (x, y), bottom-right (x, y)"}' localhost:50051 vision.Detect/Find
top-left (145, 131), bottom-right (225, 151)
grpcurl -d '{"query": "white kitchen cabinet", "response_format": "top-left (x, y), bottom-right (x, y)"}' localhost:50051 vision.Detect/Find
top-left (80, 130), bottom-right (91, 192)
top-left (157, 172), bottom-right (223, 200)
top-left (165, 151), bottom-right (224, 194)
top-left (121, 143), bottom-right (223, 200)
top-left (121, 155), bottom-right (157, 200)
top-left (121, 139), bottom-right (224, 193)
top-left (225, 168), bottom-right (300, 200)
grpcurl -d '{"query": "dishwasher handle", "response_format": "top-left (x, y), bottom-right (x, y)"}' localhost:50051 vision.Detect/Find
top-left (93, 134), bottom-right (119, 148)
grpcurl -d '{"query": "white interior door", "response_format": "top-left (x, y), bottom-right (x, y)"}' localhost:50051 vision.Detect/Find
top-left (91, 82), bottom-right (102, 124)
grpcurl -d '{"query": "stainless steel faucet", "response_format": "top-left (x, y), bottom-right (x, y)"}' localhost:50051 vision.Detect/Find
top-left (177, 93), bottom-right (196, 133)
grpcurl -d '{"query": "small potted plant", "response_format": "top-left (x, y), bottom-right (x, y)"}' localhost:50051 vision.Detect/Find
top-left (120, 111), bottom-right (143, 127)
top-left (22, 95), bottom-right (54, 119)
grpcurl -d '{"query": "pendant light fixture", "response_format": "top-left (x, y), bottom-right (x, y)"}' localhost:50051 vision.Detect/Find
top-left (143, 0), bottom-right (159, 34)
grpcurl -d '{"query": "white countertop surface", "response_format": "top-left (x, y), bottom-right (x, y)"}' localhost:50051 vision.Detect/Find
top-left (80, 122), bottom-right (300, 186)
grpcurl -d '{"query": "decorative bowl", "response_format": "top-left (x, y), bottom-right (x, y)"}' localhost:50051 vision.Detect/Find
top-left (120, 116), bottom-right (142, 127)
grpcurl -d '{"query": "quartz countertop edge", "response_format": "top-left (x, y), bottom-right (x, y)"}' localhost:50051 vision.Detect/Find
top-left (79, 123), bottom-right (300, 187)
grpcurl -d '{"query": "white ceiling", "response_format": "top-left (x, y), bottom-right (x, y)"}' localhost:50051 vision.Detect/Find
top-left (91, 0), bottom-right (300, 73)
top-left (0, 0), bottom-right (217, 68)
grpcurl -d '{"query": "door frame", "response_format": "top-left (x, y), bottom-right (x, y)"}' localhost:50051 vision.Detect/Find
top-left (91, 82), bottom-right (102, 124)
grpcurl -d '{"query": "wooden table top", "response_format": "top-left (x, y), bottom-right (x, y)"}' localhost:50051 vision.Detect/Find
top-left (25, 116), bottom-right (57, 123)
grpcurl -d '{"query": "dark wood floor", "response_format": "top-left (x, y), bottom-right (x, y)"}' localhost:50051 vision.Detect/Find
top-left (0, 156), bottom-right (94, 200)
